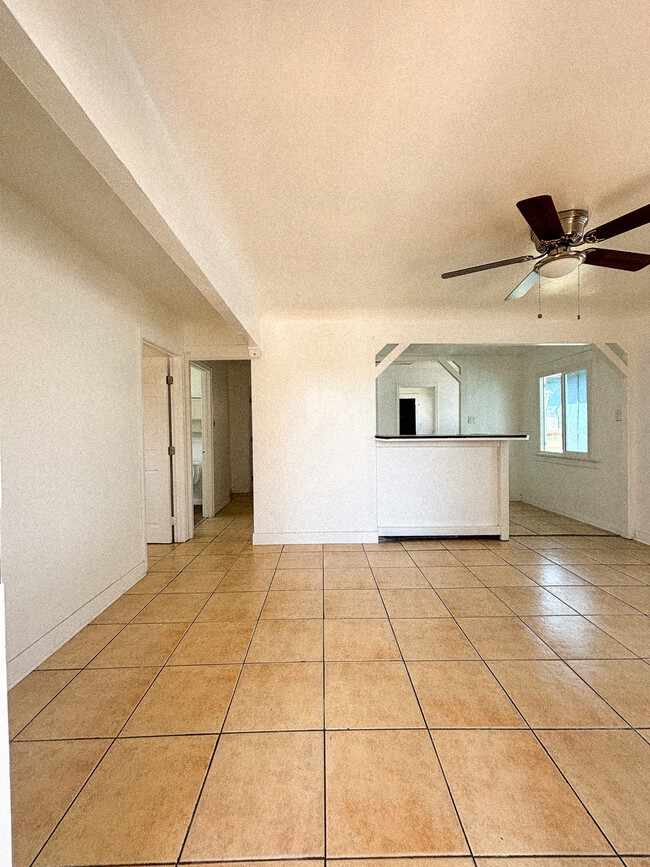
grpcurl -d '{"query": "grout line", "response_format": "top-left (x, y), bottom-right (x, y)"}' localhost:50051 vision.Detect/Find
top-left (368, 561), bottom-right (476, 861)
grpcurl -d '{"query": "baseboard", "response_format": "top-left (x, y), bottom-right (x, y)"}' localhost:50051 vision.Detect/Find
top-left (6, 559), bottom-right (147, 688)
top-left (378, 524), bottom-right (502, 538)
top-left (253, 531), bottom-right (380, 545)
top-left (633, 529), bottom-right (650, 546)
top-left (213, 495), bottom-right (231, 514)
top-left (517, 496), bottom-right (624, 536)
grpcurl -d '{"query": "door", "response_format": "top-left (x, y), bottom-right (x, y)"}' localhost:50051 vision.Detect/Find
top-left (399, 398), bottom-right (417, 435)
top-left (142, 354), bottom-right (173, 542)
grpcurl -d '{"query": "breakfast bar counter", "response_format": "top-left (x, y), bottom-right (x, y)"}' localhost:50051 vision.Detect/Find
top-left (376, 434), bottom-right (529, 540)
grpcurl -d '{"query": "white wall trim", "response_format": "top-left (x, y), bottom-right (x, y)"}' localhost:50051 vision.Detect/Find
top-left (253, 531), bottom-right (379, 545)
top-left (0, 586), bottom-right (13, 866)
top-left (6, 559), bottom-right (146, 688)
top-left (378, 525), bottom-right (502, 537)
top-left (632, 529), bottom-right (650, 546)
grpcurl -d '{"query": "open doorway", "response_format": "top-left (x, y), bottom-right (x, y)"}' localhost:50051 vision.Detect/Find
top-left (188, 359), bottom-right (253, 532)
top-left (142, 343), bottom-right (174, 543)
top-left (190, 363), bottom-right (214, 527)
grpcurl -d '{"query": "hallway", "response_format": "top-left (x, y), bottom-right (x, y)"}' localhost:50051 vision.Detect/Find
top-left (8, 494), bottom-right (650, 865)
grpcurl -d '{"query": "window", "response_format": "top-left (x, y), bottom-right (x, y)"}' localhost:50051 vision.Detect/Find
top-left (540, 368), bottom-right (588, 454)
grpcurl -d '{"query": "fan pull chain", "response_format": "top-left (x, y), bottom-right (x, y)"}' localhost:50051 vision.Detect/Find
top-left (538, 273), bottom-right (543, 319)
top-left (577, 265), bottom-right (581, 320)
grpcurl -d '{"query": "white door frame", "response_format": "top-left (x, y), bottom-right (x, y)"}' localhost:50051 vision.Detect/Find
top-left (188, 362), bottom-right (216, 529)
top-left (139, 336), bottom-right (192, 548)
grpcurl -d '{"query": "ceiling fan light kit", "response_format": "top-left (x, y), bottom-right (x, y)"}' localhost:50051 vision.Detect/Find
top-left (441, 194), bottom-right (650, 312)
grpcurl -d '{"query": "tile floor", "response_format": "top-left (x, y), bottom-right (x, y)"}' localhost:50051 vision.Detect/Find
top-left (8, 494), bottom-right (650, 865)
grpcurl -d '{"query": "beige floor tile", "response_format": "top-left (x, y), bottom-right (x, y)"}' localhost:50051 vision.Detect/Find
top-left (88, 623), bottom-right (187, 668)
top-left (202, 540), bottom-right (248, 555)
top-left (471, 565), bottom-right (536, 586)
top-left (587, 616), bottom-right (650, 656)
top-left (10, 739), bottom-right (110, 867)
top-left (162, 571), bottom-right (226, 593)
top-left (9, 670), bottom-right (78, 739)
top-left (323, 543), bottom-right (365, 551)
top-left (92, 593), bottom-right (154, 624)
top-left (567, 659), bottom-right (650, 727)
top-left (126, 571), bottom-right (178, 593)
top-left (133, 592), bottom-right (210, 623)
top-left (565, 564), bottom-right (641, 585)
top-left (326, 729), bottom-right (468, 856)
top-left (198, 590), bottom-right (266, 621)
top-left (637, 730), bottom-right (650, 745)
top-left (499, 550), bottom-right (550, 565)
top-left (122, 665), bottom-right (240, 735)
top-left (587, 547), bottom-right (645, 565)
top-left (516, 563), bottom-right (589, 585)
top-left (324, 589), bottom-right (386, 618)
top-left (521, 615), bottom-right (636, 659)
top-left (324, 567), bottom-right (376, 589)
top-left (324, 551), bottom-right (370, 567)
top-left (392, 617), bottom-right (479, 660)
top-left (277, 551), bottom-right (322, 569)
top-left (436, 588), bottom-right (514, 617)
top-left (282, 544), bottom-right (323, 552)
top-left (546, 586), bottom-right (640, 615)
top-left (182, 731), bottom-right (324, 860)
top-left (380, 588), bottom-right (449, 618)
top-left (331, 860), bottom-right (470, 867)
top-left (372, 567), bottom-right (430, 588)
top-left (443, 538), bottom-right (488, 549)
top-left (247, 618), bottom-right (323, 662)
top-left (402, 539), bottom-right (446, 549)
top-left (325, 661), bottom-right (423, 729)
top-left (186, 554), bottom-right (239, 572)
top-left (488, 660), bottom-right (627, 728)
top-left (409, 660), bottom-right (524, 728)
top-left (544, 551), bottom-right (601, 566)
top-left (366, 550), bottom-right (417, 568)
top-left (603, 585), bottom-right (650, 614)
top-left (168, 621), bottom-right (256, 665)
top-left (363, 542), bottom-right (405, 550)
top-left (475, 860), bottom-right (623, 867)
top-left (17, 667), bottom-right (159, 740)
top-left (271, 568), bottom-right (323, 590)
top-left (614, 564), bottom-right (650, 583)
top-left (36, 735), bottom-right (215, 866)
top-left (225, 662), bottom-right (323, 731)
top-left (37, 624), bottom-right (122, 670)
top-left (231, 553), bottom-right (279, 570)
top-left (433, 729), bottom-right (611, 855)
top-left (538, 729), bottom-right (650, 854)
top-left (409, 550), bottom-right (462, 568)
top-left (325, 618), bottom-right (400, 660)
top-left (454, 550), bottom-right (508, 566)
top-left (217, 570), bottom-right (274, 591)
top-left (262, 590), bottom-right (323, 619)
top-left (149, 554), bottom-right (194, 572)
top-left (491, 586), bottom-right (578, 616)
top-left (623, 859), bottom-right (650, 867)
top-left (420, 566), bottom-right (483, 587)
top-left (455, 617), bottom-right (556, 660)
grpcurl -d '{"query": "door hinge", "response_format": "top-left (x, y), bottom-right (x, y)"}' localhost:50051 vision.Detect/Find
top-left (168, 446), bottom-right (176, 456)
top-left (166, 375), bottom-right (174, 385)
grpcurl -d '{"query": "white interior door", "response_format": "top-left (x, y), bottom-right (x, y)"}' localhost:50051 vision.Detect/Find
top-left (142, 354), bottom-right (173, 543)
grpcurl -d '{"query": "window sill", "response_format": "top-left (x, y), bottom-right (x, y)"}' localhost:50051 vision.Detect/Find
top-left (535, 452), bottom-right (600, 467)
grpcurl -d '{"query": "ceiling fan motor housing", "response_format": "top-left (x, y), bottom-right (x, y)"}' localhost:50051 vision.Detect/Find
top-left (531, 208), bottom-right (589, 251)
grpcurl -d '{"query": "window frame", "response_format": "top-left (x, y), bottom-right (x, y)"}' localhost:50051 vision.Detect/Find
top-left (537, 357), bottom-right (595, 462)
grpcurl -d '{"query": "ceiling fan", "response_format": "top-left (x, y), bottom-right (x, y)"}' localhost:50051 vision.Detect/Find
top-left (441, 195), bottom-right (650, 300)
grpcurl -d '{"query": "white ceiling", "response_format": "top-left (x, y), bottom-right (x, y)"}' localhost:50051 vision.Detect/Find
top-left (94, 0), bottom-right (650, 317)
top-left (0, 58), bottom-right (228, 323)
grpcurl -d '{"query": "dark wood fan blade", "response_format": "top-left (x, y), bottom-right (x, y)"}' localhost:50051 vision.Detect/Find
top-left (583, 248), bottom-right (650, 271)
top-left (516, 195), bottom-right (565, 241)
top-left (505, 270), bottom-right (539, 301)
top-left (441, 254), bottom-right (534, 279)
top-left (586, 203), bottom-right (650, 242)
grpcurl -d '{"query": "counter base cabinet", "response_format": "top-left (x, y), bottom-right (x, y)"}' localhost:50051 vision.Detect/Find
top-left (376, 438), bottom-right (513, 540)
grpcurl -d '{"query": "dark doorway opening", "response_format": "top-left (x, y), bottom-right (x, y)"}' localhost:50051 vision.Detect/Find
top-left (399, 398), bottom-right (416, 435)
